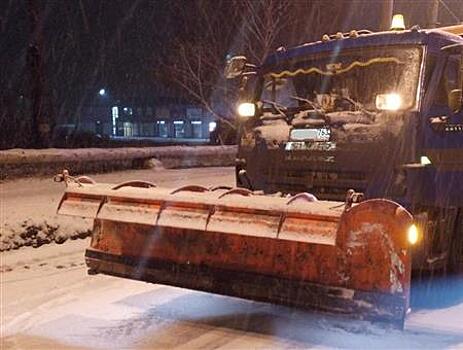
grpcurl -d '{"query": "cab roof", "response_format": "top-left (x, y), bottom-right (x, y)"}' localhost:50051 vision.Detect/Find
top-left (262, 27), bottom-right (463, 69)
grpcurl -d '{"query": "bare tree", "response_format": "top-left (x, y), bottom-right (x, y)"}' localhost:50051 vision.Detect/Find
top-left (159, 0), bottom-right (292, 129)
top-left (379, 0), bottom-right (394, 31)
top-left (239, 0), bottom-right (291, 64)
top-left (425, 0), bottom-right (439, 28)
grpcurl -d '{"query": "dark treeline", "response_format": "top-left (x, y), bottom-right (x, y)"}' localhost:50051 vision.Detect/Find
top-left (1, 0), bottom-right (461, 149)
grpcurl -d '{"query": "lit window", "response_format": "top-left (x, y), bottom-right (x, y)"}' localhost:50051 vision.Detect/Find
top-left (111, 106), bottom-right (119, 135)
top-left (173, 120), bottom-right (185, 138)
top-left (191, 121), bottom-right (202, 138)
top-left (123, 122), bottom-right (133, 137)
top-left (157, 120), bottom-right (167, 137)
top-left (122, 107), bottom-right (133, 115)
top-left (209, 121), bottom-right (217, 132)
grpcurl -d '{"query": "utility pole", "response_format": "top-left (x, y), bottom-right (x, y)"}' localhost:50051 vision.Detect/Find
top-left (379, 0), bottom-right (394, 31)
top-left (26, 0), bottom-right (53, 148)
top-left (426, 0), bottom-right (439, 28)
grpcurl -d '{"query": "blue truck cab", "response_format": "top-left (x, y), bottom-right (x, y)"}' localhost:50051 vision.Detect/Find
top-left (228, 24), bottom-right (463, 273)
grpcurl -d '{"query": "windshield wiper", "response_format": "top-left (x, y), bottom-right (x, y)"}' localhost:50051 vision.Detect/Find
top-left (260, 99), bottom-right (289, 121)
top-left (339, 96), bottom-right (376, 120)
top-left (290, 95), bottom-right (325, 114)
top-left (291, 94), bottom-right (375, 119)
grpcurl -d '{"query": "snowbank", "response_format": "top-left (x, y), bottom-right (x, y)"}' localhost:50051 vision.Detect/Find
top-left (1, 218), bottom-right (92, 253)
top-left (0, 145), bottom-right (237, 179)
top-left (1, 167), bottom-right (235, 253)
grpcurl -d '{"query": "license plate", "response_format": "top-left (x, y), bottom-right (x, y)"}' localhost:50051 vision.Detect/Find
top-left (285, 141), bottom-right (336, 151)
top-left (290, 127), bottom-right (331, 142)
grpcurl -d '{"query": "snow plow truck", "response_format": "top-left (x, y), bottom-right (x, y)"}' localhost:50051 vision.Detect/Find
top-left (56, 19), bottom-right (463, 329)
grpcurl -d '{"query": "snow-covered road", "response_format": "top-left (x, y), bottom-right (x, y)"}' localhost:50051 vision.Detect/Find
top-left (2, 167), bottom-right (463, 349)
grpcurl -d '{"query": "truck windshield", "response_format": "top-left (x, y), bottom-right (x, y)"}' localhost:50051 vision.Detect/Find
top-left (260, 46), bottom-right (423, 112)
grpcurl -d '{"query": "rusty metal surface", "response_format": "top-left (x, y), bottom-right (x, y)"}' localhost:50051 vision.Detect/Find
top-left (57, 176), bottom-right (414, 326)
top-left (85, 250), bottom-right (407, 327)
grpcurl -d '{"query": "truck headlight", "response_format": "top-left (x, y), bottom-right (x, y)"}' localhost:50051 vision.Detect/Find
top-left (237, 102), bottom-right (255, 117)
top-left (407, 224), bottom-right (419, 245)
top-left (376, 93), bottom-right (402, 111)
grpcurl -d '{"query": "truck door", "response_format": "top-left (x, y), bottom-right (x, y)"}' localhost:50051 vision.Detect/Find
top-left (421, 50), bottom-right (463, 207)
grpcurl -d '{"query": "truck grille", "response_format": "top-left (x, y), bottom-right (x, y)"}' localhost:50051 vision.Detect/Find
top-left (265, 169), bottom-right (368, 201)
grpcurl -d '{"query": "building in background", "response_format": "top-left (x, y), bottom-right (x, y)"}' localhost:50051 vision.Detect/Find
top-left (64, 95), bottom-right (219, 142)
top-left (112, 104), bottom-right (216, 140)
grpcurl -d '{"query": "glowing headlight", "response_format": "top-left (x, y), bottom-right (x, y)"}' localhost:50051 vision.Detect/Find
top-left (420, 156), bottom-right (431, 166)
top-left (375, 93), bottom-right (402, 111)
top-left (407, 224), bottom-right (419, 245)
top-left (237, 102), bottom-right (255, 117)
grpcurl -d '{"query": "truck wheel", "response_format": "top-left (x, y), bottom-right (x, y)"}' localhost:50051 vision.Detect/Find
top-left (448, 208), bottom-right (463, 273)
top-left (411, 207), bottom-right (463, 308)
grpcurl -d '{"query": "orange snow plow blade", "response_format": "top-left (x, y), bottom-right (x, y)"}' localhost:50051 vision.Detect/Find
top-left (56, 172), bottom-right (414, 328)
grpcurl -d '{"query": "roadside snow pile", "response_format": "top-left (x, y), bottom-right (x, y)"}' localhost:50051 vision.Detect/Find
top-left (0, 145), bottom-right (237, 179)
top-left (2, 166), bottom-right (235, 253)
top-left (1, 218), bottom-right (92, 252)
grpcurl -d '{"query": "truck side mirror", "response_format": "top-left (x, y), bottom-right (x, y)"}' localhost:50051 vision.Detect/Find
top-left (448, 89), bottom-right (463, 113)
top-left (224, 56), bottom-right (248, 79)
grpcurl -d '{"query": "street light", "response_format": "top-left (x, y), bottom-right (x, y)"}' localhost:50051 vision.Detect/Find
top-left (98, 88), bottom-right (106, 96)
